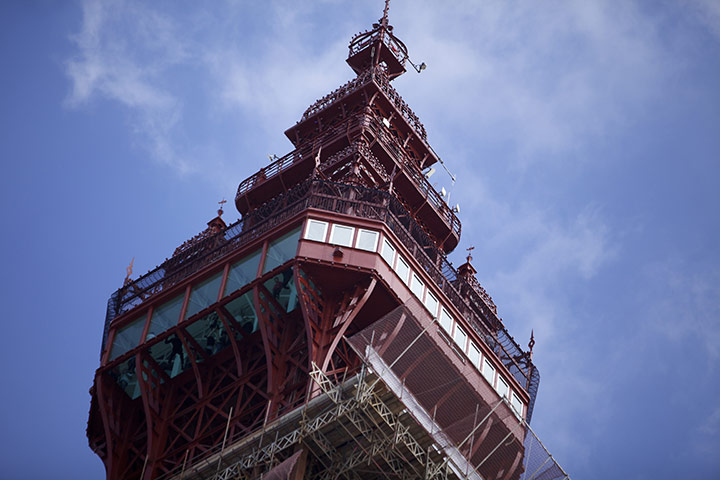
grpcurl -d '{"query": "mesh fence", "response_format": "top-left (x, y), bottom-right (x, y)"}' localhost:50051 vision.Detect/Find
top-left (348, 299), bottom-right (568, 480)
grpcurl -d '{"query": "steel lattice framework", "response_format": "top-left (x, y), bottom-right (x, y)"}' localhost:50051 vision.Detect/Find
top-left (87, 4), bottom-right (566, 479)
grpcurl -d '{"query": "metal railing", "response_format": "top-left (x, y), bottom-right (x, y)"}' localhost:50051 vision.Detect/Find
top-left (104, 179), bottom-right (537, 419)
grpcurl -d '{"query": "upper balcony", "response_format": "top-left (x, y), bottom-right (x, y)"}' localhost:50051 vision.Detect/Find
top-left (346, 22), bottom-right (408, 80)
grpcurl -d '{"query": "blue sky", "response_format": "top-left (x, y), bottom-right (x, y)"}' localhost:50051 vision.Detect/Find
top-left (1, 1), bottom-right (719, 478)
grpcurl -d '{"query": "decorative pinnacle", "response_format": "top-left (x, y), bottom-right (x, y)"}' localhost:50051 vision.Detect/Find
top-left (218, 198), bottom-right (227, 216)
top-left (528, 330), bottom-right (535, 358)
top-left (466, 245), bottom-right (475, 263)
top-left (124, 257), bottom-right (135, 285)
top-left (381, 0), bottom-right (391, 26)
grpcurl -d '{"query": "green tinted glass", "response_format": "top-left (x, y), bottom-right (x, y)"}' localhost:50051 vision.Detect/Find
top-left (185, 272), bottom-right (222, 319)
top-left (262, 227), bottom-right (301, 274)
top-left (109, 314), bottom-right (145, 361)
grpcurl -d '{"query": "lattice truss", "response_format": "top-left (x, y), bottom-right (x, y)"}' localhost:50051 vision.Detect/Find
top-left (175, 303), bottom-right (570, 480)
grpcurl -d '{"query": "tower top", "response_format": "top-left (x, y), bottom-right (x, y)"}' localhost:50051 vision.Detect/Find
top-left (346, 0), bottom-right (409, 80)
top-left (381, 0), bottom-right (391, 27)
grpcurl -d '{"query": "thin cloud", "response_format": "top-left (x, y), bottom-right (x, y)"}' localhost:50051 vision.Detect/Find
top-left (65, 0), bottom-right (190, 173)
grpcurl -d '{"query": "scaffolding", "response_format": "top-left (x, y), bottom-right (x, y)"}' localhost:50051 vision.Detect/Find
top-left (174, 301), bottom-right (569, 480)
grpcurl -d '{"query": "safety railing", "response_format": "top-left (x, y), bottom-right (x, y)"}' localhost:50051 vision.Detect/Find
top-left (105, 179), bottom-right (535, 418)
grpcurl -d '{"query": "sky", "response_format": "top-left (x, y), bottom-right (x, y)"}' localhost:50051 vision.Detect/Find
top-left (0, 0), bottom-right (719, 479)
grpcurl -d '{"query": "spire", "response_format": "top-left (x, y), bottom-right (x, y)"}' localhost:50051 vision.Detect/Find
top-left (457, 246), bottom-right (477, 279)
top-left (346, 0), bottom-right (409, 80)
top-left (123, 257), bottom-right (134, 286)
top-left (528, 330), bottom-right (535, 360)
top-left (381, 0), bottom-right (391, 27)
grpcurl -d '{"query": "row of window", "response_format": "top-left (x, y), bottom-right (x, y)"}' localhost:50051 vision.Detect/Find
top-left (108, 226), bottom-right (303, 363)
top-left (303, 218), bottom-right (526, 418)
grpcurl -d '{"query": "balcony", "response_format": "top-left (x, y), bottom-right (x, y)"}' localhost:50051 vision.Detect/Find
top-left (108, 179), bottom-right (538, 420)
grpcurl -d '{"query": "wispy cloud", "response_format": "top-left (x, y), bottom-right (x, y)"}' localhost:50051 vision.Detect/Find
top-left (392, 0), bottom-right (676, 168)
top-left (645, 261), bottom-right (720, 363)
top-left (65, 0), bottom-right (191, 172)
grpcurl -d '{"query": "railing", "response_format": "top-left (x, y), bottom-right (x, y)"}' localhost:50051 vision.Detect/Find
top-left (237, 109), bottom-right (457, 248)
top-left (236, 145), bottom-right (310, 197)
top-left (302, 68), bottom-right (374, 120)
top-left (364, 111), bottom-right (460, 240)
top-left (371, 65), bottom-right (427, 140)
top-left (105, 179), bottom-right (538, 419)
top-left (348, 26), bottom-right (409, 70)
top-left (299, 64), bottom-right (426, 143)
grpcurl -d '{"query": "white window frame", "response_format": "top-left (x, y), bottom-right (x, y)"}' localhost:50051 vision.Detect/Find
top-left (482, 358), bottom-right (496, 386)
top-left (511, 392), bottom-right (525, 418)
top-left (411, 272), bottom-right (425, 300)
top-left (467, 341), bottom-right (481, 367)
top-left (496, 375), bottom-right (509, 399)
top-left (395, 255), bottom-right (410, 285)
top-left (381, 238), bottom-right (396, 266)
top-left (355, 228), bottom-right (379, 252)
top-left (424, 290), bottom-right (439, 317)
top-left (329, 224), bottom-right (355, 247)
top-left (304, 219), bottom-right (328, 242)
top-left (439, 307), bottom-right (453, 334)
top-left (453, 325), bottom-right (468, 351)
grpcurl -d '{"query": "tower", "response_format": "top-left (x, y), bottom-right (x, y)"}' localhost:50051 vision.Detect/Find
top-left (88, 4), bottom-right (568, 479)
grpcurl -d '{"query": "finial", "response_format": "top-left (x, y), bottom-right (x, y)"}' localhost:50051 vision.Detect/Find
top-left (218, 198), bottom-right (227, 217)
top-left (528, 330), bottom-right (535, 359)
top-left (124, 257), bottom-right (135, 285)
top-left (466, 245), bottom-right (475, 263)
top-left (381, 0), bottom-right (391, 26)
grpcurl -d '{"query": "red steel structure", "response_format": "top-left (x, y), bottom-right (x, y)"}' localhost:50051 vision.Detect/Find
top-left (88, 4), bottom-right (568, 480)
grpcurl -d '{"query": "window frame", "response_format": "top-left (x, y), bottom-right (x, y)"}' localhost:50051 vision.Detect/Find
top-left (355, 228), bottom-right (379, 252)
top-left (453, 324), bottom-right (468, 351)
top-left (381, 237), bottom-right (396, 266)
top-left (329, 224), bottom-right (355, 247)
top-left (304, 219), bottom-right (329, 242)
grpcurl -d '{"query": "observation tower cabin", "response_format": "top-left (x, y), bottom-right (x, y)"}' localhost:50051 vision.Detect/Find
top-left (87, 5), bottom-right (562, 480)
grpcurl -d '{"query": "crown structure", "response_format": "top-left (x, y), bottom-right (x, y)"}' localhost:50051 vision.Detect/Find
top-left (87, 5), bottom-right (569, 480)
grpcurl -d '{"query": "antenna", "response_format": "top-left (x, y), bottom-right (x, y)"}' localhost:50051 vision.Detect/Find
top-left (381, 0), bottom-right (391, 26)
top-left (424, 167), bottom-right (435, 179)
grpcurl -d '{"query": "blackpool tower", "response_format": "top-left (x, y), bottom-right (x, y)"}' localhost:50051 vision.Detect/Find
top-left (87, 3), bottom-right (570, 479)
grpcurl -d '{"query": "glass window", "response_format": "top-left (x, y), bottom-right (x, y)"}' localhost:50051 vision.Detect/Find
top-left (355, 229), bottom-right (379, 252)
top-left (453, 324), bottom-right (468, 351)
top-left (184, 311), bottom-right (229, 358)
top-left (224, 249), bottom-right (261, 295)
top-left (411, 273), bottom-right (424, 299)
top-left (482, 358), bottom-right (496, 386)
top-left (148, 332), bottom-right (188, 378)
top-left (109, 314), bottom-right (146, 361)
top-left (496, 375), bottom-right (510, 399)
top-left (185, 272), bottom-right (223, 320)
top-left (330, 224), bottom-right (354, 246)
top-left (224, 290), bottom-right (258, 335)
top-left (511, 392), bottom-right (525, 417)
top-left (111, 357), bottom-right (140, 399)
top-left (263, 227), bottom-right (301, 274)
top-left (424, 290), bottom-right (439, 316)
top-left (304, 219), bottom-right (328, 242)
top-left (468, 341), bottom-right (481, 367)
top-left (381, 238), bottom-right (396, 266)
top-left (395, 255), bottom-right (410, 284)
top-left (263, 267), bottom-right (297, 313)
top-left (439, 307), bottom-right (453, 333)
top-left (147, 294), bottom-right (184, 339)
